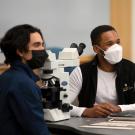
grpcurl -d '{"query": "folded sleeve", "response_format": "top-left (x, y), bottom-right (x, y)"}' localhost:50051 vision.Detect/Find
top-left (70, 104), bottom-right (86, 117)
top-left (119, 104), bottom-right (135, 112)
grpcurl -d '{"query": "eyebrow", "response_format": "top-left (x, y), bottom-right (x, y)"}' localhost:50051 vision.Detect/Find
top-left (103, 38), bottom-right (120, 44)
top-left (33, 41), bottom-right (44, 45)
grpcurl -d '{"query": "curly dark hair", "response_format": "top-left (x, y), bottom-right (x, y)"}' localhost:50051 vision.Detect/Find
top-left (90, 25), bottom-right (116, 46)
top-left (0, 24), bottom-right (44, 64)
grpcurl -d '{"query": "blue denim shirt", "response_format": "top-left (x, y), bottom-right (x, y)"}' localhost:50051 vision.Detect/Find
top-left (0, 61), bottom-right (50, 135)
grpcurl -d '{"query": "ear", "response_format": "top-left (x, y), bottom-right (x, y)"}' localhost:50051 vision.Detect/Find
top-left (16, 49), bottom-right (23, 57)
top-left (93, 45), bottom-right (99, 53)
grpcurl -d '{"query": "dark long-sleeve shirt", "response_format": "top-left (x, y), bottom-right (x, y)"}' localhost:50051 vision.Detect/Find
top-left (0, 61), bottom-right (50, 135)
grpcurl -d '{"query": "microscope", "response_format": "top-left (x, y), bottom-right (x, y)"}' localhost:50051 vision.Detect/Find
top-left (40, 48), bottom-right (80, 121)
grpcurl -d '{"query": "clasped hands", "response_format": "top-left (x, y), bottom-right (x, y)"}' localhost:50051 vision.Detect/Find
top-left (82, 102), bottom-right (121, 118)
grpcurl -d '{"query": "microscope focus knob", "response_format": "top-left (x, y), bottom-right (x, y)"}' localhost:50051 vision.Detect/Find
top-left (63, 94), bottom-right (68, 98)
top-left (62, 103), bottom-right (73, 112)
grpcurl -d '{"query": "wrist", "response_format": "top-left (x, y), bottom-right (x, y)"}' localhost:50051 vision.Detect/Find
top-left (82, 108), bottom-right (88, 117)
top-left (117, 105), bottom-right (122, 112)
top-left (81, 108), bottom-right (94, 117)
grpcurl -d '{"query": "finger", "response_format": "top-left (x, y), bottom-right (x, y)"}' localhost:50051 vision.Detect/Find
top-left (104, 103), bottom-right (121, 112)
top-left (100, 103), bottom-right (117, 112)
top-left (94, 105), bottom-right (112, 116)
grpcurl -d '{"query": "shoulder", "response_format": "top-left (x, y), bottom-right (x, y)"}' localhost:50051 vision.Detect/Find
top-left (80, 57), bottom-right (97, 74)
top-left (80, 60), bottom-right (94, 69)
top-left (120, 59), bottom-right (135, 68)
top-left (3, 69), bottom-right (32, 83)
top-left (0, 68), bottom-right (41, 103)
top-left (1, 68), bottom-right (37, 92)
top-left (122, 58), bottom-right (134, 64)
top-left (117, 59), bottom-right (135, 74)
top-left (70, 66), bottom-right (82, 78)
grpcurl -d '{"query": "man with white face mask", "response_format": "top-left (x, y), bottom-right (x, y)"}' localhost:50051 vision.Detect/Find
top-left (67, 25), bottom-right (135, 118)
top-left (96, 43), bottom-right (122, 64)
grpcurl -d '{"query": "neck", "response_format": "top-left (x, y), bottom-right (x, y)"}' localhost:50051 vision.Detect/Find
top-left (97, 56), bottom-right (115, 72)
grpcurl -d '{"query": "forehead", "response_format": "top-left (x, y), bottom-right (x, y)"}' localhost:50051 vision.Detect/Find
top-left (27, 32), bottom-right (44, 50)
top-left (29, 32), bottom-right (43, 42)
top-left (100, 30), bottom-right (119, 43)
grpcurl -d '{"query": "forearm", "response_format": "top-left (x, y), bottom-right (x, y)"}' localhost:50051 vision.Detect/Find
top-left (81, 103), bottom-right (122, 118)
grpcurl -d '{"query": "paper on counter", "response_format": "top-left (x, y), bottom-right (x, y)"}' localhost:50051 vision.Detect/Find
top-left (80, 120), bottom-right (135, 130)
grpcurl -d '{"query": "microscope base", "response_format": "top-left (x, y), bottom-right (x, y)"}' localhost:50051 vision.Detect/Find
top-left (43, 108), bottom-right (70, 122)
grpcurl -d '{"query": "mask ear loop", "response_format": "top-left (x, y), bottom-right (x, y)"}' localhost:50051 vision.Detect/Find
top-left (95, 45), bottom-right (105, 56)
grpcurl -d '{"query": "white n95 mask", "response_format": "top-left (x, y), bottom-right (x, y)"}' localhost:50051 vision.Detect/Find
top-left (104, 44), bottom-right (123, 64)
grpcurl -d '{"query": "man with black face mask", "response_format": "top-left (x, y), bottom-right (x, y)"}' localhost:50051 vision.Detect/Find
top-left (67, 25), bottom-right (135, 118)
top-left (0, 24), bottom-right (50, 135)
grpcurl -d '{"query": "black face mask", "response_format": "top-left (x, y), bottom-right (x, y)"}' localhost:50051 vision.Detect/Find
top-left (27, 50), bottom-right (48, 69)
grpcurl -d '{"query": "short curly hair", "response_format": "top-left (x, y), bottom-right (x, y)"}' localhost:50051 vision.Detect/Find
top-left (90, 25), bottom-right (116, 46)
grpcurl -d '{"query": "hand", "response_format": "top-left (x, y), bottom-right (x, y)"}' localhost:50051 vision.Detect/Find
top-left (82, 103), bottom-right (121, 118)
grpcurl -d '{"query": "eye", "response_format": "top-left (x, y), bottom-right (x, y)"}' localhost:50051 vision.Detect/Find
top-left (33, 42), bottom-right (43, 47)
top-left (105, 42), bottom-right (114, 46)
top-left (42, 42), bottom-right (45, 47)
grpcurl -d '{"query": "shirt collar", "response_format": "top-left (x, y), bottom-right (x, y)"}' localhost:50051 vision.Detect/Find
top-left (10, 60), bottom-right (40, 82)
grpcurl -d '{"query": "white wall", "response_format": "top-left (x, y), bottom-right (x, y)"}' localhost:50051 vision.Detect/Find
top-left (0, 0), bottom-right (110, 63)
